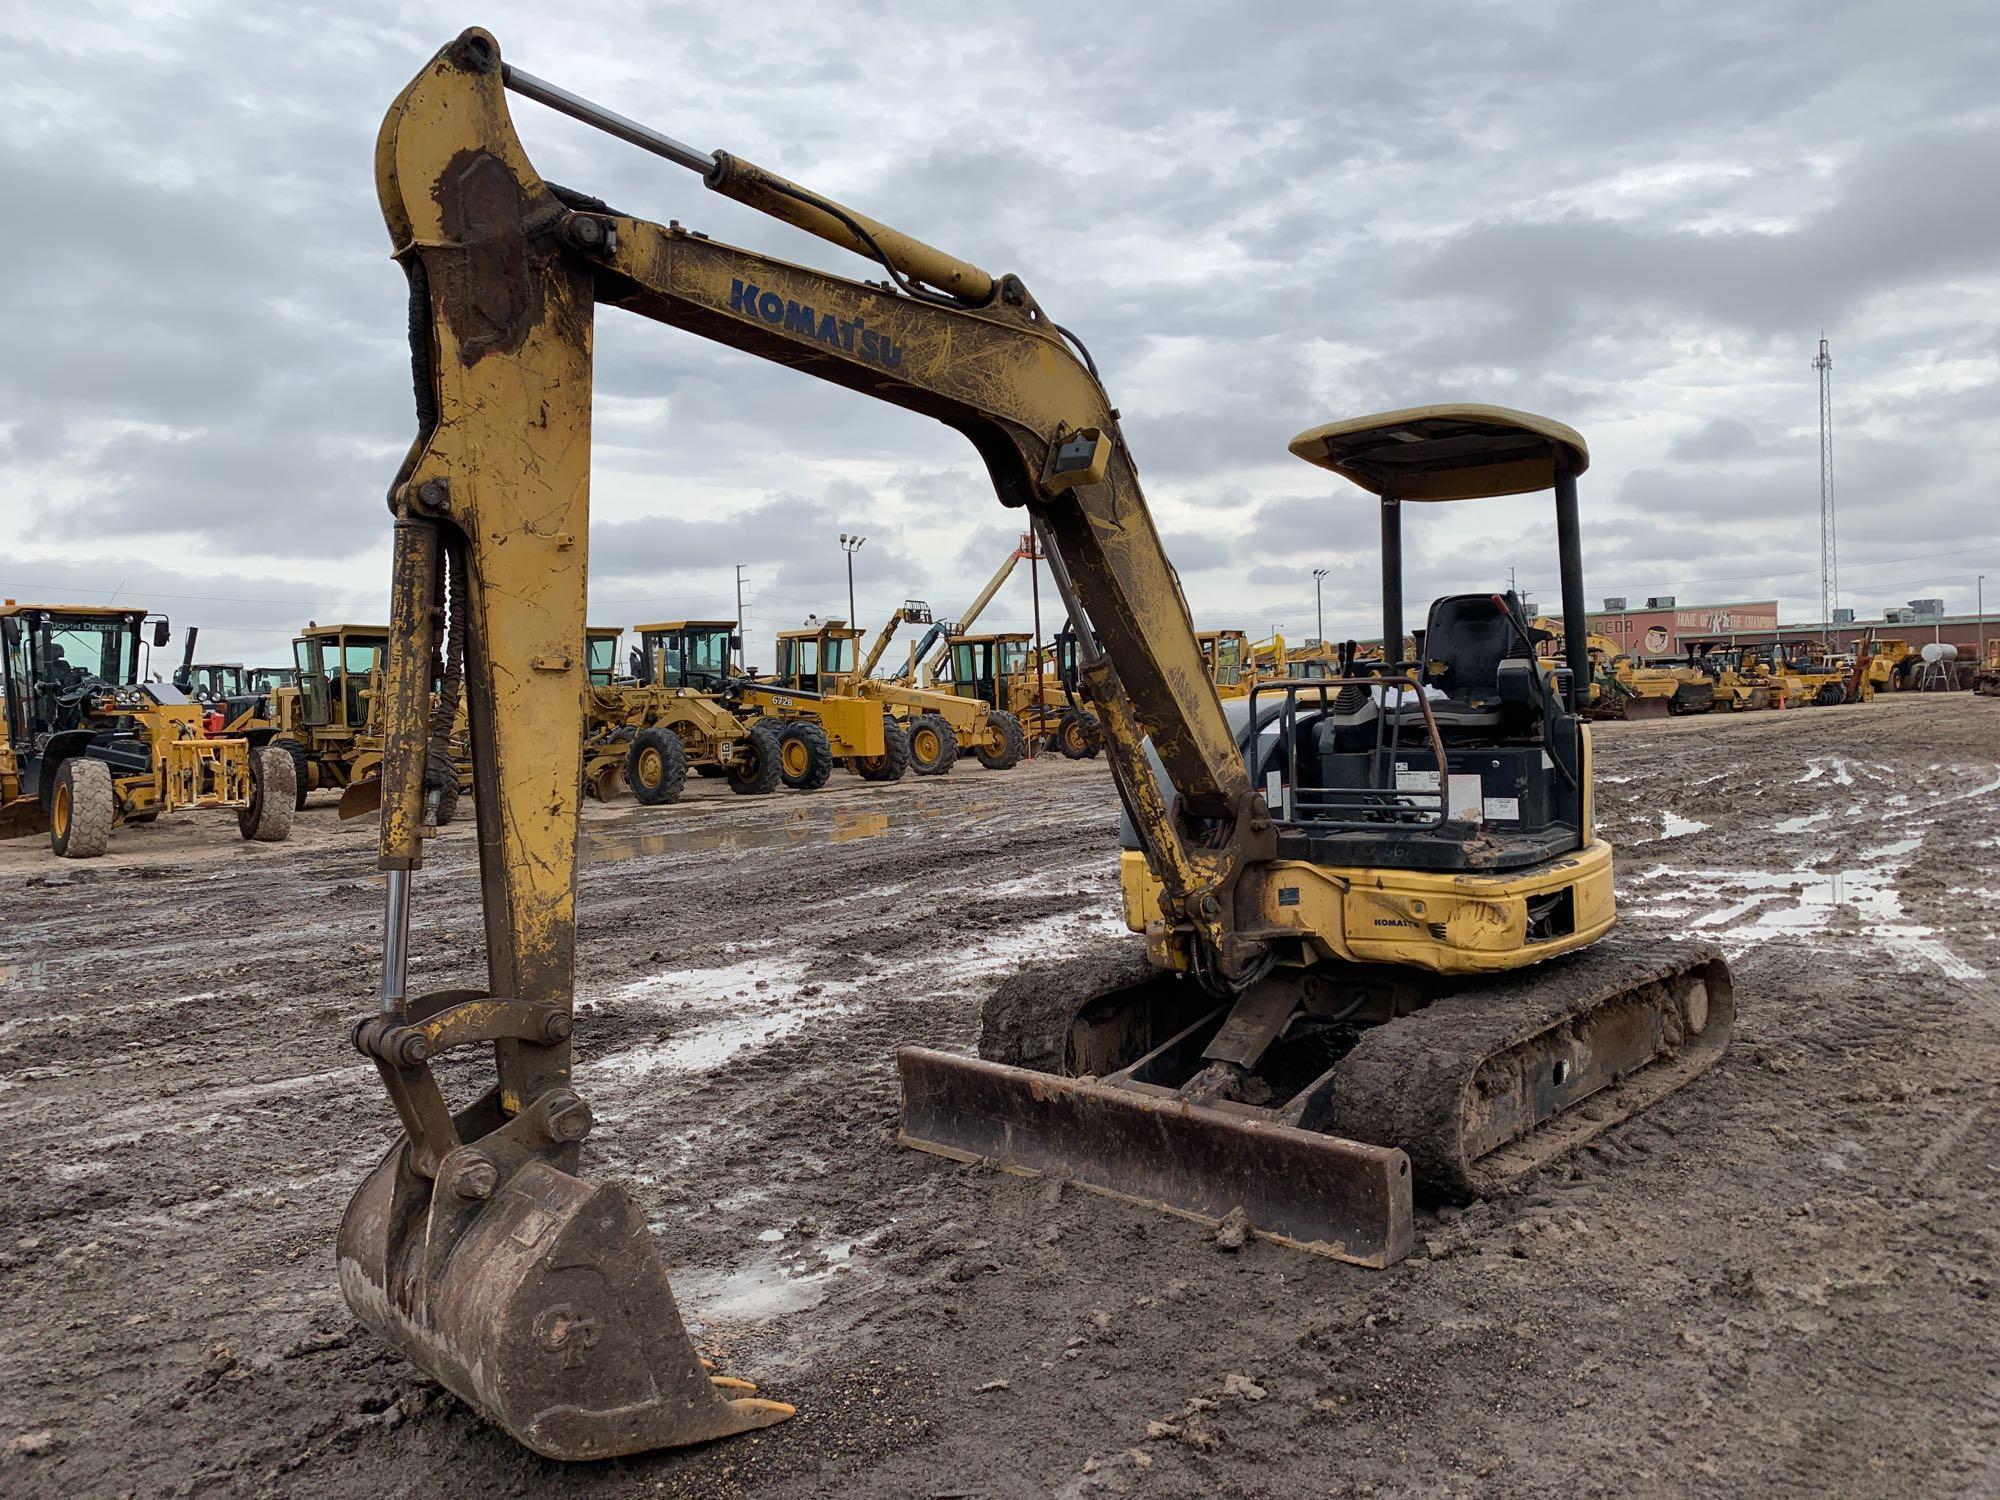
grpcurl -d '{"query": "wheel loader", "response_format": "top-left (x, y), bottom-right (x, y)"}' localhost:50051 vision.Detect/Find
top-left (342, 33), bottom-right (1735, 1461)
top-left (0, 603), bottom-right (293, 856)
top-left (1848, 631), bottom-right (1919, 701)
top-left (1975, 638), bottom-right (2000, 697)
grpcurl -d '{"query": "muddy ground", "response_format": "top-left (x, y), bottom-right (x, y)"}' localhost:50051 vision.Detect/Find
top-left (3, 695), bottom-right (1997, 1498)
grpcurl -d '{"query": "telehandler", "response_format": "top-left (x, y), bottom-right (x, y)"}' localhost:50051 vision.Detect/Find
top-left (343, 33), bottom-right (1733, 1462)
top-left (0, 604), bottom-right (292, 856)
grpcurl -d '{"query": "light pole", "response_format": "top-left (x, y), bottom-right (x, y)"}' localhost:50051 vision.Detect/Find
top-left (839, 533), bottom-right (865, 627)
top-left (1312, 567), bottom-right (1329, 644)
top-left (1980, 574), bottom-right (1987, 663)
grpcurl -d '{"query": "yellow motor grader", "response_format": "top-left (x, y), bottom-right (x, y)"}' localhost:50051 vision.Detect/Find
top-left (1196, 628), bottom-right (1253, 699)
top-left (945, 628), bottom-right (1105, 759)
top-left (585, 620), bottom-right (793, 800)
top-left (255, 623), bottom-right (473, 820)
top-left (0, 603), bottom-right (292, 857)
top-left (782, 618), bottom-right (1027, 776)
top-left (340, 35), bottom-right (1734, 1461)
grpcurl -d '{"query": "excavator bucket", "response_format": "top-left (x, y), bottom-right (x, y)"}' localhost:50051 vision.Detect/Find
top-left (338, 1131), bottom-right (792, 1460)
top-left (897, 1048), bottom-right (1414, 1266)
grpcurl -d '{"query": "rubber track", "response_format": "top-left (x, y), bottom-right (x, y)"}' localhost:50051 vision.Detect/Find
top-left (1322, 932), bottom-right (1733, 1199)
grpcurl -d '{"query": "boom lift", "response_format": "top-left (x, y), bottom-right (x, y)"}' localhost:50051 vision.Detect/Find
top-left (907, 534), bottom-right (1034, 684)
top-left (347, 34), bottom-right (1733, 1463)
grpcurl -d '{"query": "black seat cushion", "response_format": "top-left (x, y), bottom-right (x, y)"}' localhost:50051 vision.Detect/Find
top-left (1421, 595), bottom-right (1514, 708)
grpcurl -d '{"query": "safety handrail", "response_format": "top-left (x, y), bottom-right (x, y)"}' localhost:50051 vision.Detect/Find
top-left (1246, 676), bottom-right (1455, 833)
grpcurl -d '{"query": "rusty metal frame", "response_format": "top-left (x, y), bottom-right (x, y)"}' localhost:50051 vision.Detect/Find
top-left (1247, 676), bottom-right (1452, 832)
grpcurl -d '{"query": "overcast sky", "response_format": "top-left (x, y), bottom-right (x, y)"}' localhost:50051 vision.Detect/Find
top-left (6, 1), bottom-right (1997, 668)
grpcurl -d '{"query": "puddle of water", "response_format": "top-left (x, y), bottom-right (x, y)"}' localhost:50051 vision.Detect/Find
top-left (670, 1232), bottom-right (882, 1329)
top-left (1859, 835), bottom-right (1923, 861)
top-left (1659, 812), bottom-right (1709, 839)
top-left (592, 955), bottom-right (856, 1078)
top-left (1774, 810), bottom-right (1832, 834)
top-left (1627, 864), bottom-right (1981, 980)
top-left (581, 799), bottom-right (1003, 865)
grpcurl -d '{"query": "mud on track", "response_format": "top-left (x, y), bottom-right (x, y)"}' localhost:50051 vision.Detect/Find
top-left (3, 696), bottom-right (1997, 1498)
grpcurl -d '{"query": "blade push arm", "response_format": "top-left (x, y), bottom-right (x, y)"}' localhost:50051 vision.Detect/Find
top-left (377, 29), bottom-right (1274, 966)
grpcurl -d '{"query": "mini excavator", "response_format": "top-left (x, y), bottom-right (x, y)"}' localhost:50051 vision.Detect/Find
top-left (345, 31), bottom-right (1734, 1462)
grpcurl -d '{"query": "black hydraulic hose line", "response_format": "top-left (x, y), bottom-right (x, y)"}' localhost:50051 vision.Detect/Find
top-left (406, 260), bottom-right (438, 445)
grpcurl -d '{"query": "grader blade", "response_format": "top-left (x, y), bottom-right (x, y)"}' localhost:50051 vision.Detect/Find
top-left (0, 800), bottom-right (49, 842)
top-left (340, 777), bottom-right (384, 820)
top-left (338, 1140), bottom-right (792, 1460)
top-left (897, 1047), bottom-right (1414, 1267)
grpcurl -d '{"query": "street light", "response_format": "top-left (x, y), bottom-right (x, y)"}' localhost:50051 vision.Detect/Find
top-left (1312, 567), bottom-right (1329, 644)
top-left (1980, 573), bottom-right (1987, 663)
top-left (839, 533), bottom-right (866, 627)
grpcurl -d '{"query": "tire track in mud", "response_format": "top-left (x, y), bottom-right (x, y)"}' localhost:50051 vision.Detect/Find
top-left (3, 704), bottom-right (1998, 1498)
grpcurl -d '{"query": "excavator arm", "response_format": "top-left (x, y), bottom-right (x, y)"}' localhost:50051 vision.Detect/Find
top-left (342, 30), bottom-right (1278, 1462)
top-left (376, 29), bottom-right (1270, 953)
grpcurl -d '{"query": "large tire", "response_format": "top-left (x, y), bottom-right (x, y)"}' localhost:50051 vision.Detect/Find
top-left (779, 720), bottom-right (835, 791)
top-left (240, 745), bottom-right (296, 842)
top-left (974, 710), bottom-right (1026, 770)
top-left (429, 776), bottom-right (461, 828)
top-left (1057, 710), bottom-right (1093, 760)
top-left (626, 727), bottom-right (688, 806)
top-left (908, 713), bottom-right (958, 776)
top-left (728, 720), bottom-right (785, 796)
top-left (1816, 682), bottom-right (1847, 707)
top-left (49, 757), bottom-right (115, 859)
top-left (282, 740), bottom-right (312, 810)
top-left (854, 716), bottom-right (911, 782)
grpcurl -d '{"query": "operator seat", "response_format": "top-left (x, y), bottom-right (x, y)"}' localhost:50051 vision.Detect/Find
top-left (1419, 594), bottom-right (1514, 714)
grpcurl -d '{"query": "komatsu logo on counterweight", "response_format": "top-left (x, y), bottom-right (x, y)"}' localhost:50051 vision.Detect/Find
top-left (728, 280), bottom-right (903, 369)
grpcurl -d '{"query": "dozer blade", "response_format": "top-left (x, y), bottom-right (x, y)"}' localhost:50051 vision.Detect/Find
top-left (1620, 695), bottom-right (1673, 721)
top-left (338, 1142), bottom-right (793, 1460)
top-left (897, 1047), bottom-right (1414, 1267)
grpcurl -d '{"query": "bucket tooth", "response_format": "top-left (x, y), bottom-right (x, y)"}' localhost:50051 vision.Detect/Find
top-left (338, 1145), bottom-right (793, 1460)
top-left (897, 1047), bottom-right (1414, 1267)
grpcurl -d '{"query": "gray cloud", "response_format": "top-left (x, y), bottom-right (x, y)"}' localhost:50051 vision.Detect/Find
top-left (5, 0), bottom-right (1999, 671)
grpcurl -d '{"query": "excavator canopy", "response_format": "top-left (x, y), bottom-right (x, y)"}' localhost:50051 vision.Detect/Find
top-left (1288, 404), bottom-right (1589, 501)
